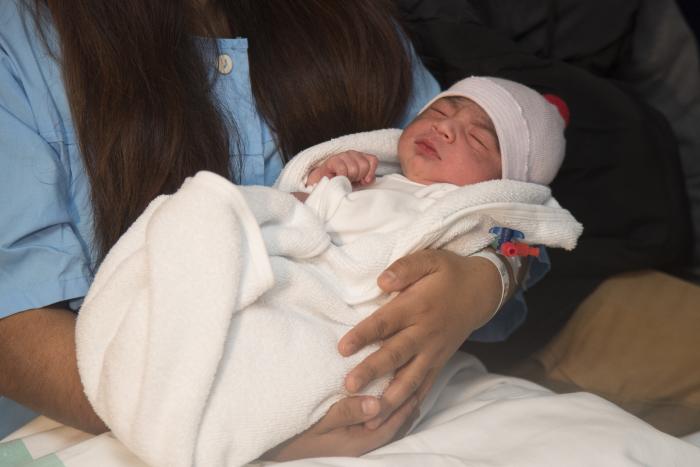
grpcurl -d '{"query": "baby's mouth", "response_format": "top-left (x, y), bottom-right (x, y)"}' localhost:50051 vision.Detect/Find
top-left (415, 139), bottom-right (440, 160)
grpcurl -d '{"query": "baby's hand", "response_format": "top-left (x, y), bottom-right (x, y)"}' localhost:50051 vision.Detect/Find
top-left (306, 151), bottom-right (378, 186)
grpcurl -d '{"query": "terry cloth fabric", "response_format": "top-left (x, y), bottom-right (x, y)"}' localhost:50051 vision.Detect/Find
top-left (419, 76), bottom-right (567, 186)
top-left (75, 128), bottom-right (582, 467)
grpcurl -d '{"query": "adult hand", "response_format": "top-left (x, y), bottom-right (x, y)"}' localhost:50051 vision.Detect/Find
top-left (261, 394), bottom-right (419, 461)
top-left (338, 250), bottom-right (502, 429)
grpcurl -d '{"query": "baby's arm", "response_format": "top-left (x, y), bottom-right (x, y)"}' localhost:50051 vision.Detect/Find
top-left (306, 151), bottom-right (378, 187)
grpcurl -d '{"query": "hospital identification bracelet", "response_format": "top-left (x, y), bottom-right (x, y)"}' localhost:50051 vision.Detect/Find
top-left (470, 249), bottom-right (511, 320)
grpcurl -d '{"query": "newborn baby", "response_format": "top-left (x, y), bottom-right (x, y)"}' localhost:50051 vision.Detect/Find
top-left (296, 76), bottom-right (570, 245)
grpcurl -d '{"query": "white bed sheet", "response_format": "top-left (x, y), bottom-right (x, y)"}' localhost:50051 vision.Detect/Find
top-left (3, 353), bottom-right (699, 467)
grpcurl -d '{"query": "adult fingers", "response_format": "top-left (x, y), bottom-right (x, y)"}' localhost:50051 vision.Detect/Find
top-left (378, 250), bottom-right (442, 293)
top-left (415, 367), bottom-right (439, 405)
top-left (338, 304), bottom-right (408, 357)
top-left (372, 395), bottom-right (420, 446)
top-left (314, 395), bottom-right (381, 432)
top-left (390, 401), bottom-right (421, 442)
top-left (336, 395), bottom-right (420, 457)
top-left (364, 355), bottom-right (431, 429)
top-left (344, 328), bottom-right (421, 393)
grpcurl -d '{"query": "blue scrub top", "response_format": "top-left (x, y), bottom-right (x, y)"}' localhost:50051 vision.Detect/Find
top-left (0, 0), bottom-right (548, 437)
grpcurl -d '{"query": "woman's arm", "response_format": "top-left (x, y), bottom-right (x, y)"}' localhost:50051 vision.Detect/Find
top-left (0, 306), bottom-right (417, 458)
top-left (262, 391), bottom-right (419, 461)
top-left (0, 306), bottom-right (108, 434)
top-left (338, 249), bottom-right (515, 428)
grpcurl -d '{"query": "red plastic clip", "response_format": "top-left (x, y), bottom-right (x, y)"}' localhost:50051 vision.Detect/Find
top-left (499, 241), bottom-right (540, 257)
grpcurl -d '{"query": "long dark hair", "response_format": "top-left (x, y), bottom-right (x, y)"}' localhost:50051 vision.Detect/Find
top-left (31, 0), bottom-right (413, 260)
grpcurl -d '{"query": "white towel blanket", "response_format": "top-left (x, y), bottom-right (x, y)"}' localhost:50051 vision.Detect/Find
top-left (76, 129), bottom-right (582, 467)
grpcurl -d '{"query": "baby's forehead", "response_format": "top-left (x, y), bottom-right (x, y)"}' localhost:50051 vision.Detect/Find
top-left (430, 96), bottom-right (495, 128)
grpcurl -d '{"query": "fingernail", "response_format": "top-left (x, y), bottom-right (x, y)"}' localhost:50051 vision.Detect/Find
top-left (379, 270), bottom-right (397, 284)
top-left (362, 399), bottom-right (379, 416)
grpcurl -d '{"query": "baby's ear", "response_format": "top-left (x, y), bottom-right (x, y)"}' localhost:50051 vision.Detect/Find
top-left (543, 94), bottom-right (570, 126)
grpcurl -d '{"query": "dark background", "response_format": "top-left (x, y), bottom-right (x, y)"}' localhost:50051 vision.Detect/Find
top-left (678, 0), bottom-right (699, 42)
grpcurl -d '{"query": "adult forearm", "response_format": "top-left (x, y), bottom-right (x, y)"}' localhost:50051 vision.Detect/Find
top-left (0, 306), bottom-right (107, 434)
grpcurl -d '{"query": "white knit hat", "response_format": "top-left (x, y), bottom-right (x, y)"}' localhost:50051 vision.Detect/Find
top-left (420, 76), bottom-right (569, 185)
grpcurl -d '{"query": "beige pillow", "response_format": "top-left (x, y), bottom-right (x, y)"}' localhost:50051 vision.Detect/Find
top-left (515, 271), bottom-right (700, 436)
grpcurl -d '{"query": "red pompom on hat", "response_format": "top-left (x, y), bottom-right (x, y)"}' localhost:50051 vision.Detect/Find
top-left (543, 94), bottom-right (570, 126)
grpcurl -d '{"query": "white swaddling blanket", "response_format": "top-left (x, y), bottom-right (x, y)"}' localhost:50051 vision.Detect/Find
top-left (76, 129), bottom-right (582, 467)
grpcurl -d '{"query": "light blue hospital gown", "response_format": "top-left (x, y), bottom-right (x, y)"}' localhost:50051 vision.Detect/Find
top-left (0, 0), bottom-right (548, 437)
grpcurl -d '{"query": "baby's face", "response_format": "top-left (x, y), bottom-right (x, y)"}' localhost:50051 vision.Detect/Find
top-left (398, 97), bottom-right (501, 186)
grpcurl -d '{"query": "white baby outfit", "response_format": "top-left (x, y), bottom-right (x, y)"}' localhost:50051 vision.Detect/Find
top-left (306, 173), bottom-right (458, 245)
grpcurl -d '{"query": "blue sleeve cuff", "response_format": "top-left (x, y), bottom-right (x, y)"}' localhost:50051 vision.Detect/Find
top-left (0, 276), bottom-right (90, 318)
top-left (470, 247), bottom-right (551, 342)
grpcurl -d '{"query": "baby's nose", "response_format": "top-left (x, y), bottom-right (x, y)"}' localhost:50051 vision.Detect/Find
top-left (432, 119), bottom-right (456, 142)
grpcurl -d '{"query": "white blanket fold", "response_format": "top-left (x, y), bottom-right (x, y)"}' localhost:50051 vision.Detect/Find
top-left (76, 129), bottom-right (583, 467)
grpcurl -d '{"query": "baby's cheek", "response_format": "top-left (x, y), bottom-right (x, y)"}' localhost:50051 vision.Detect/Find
top-left (396, 138), bottom-right (412, 170)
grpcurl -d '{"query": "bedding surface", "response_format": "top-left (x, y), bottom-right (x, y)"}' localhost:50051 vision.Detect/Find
top-left (3, 354), bottom-right (700, 466)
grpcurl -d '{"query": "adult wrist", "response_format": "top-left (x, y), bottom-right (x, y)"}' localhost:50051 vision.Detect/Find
top-left (470, 248), bottom-right (514, 322)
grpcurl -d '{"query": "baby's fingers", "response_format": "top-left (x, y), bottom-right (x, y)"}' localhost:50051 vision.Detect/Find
top-left (364, 154), bottom-right (378, 184)
top-left (326, 158), bottom-right (350, 178)
top-left (347, 152), bottom-right (376, 184)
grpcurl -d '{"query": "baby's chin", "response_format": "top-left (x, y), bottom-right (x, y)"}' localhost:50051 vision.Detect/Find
top-left (400, 167), bottom-right (437, 185)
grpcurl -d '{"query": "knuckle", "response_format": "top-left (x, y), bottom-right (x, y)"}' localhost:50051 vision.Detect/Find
top-left (373, 316), bottom-right (388, 338)
top-left (363, 364), bottom-right (379, 381)
top-left (402, 333), bottom-right (419, 351)
top-left (387, 347), bottom-right (404, 367)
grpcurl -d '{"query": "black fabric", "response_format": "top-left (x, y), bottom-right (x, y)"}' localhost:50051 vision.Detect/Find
top-left (398, 0), bottom-right (692, 369)
top-left (677, 0), bottom-right (700, 44)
